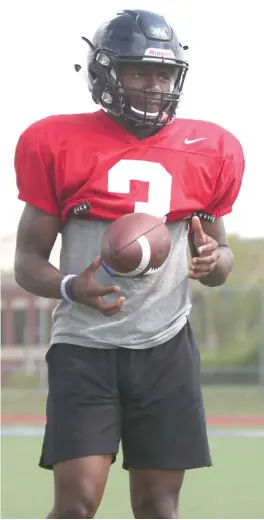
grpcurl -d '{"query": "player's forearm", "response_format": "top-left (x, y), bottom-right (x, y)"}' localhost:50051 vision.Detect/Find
top-left (15, 252), bottom-right (63, 299)
top-left (199, 246), bottom-right (234, 287)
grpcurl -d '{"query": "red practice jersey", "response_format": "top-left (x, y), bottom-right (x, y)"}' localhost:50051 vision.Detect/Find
top-left (15, 110), bottom-right (245, 225)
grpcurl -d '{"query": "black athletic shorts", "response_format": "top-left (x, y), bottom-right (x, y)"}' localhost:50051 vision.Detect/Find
top-left (39, 322), bottom-right (212, 471)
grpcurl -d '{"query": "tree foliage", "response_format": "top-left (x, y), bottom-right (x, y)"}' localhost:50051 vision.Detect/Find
top-left (189, 235), bottom-right (264, 367)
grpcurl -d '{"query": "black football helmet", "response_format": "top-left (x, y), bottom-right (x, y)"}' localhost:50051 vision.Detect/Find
top-left (75, 9), bottom-right (189, 127)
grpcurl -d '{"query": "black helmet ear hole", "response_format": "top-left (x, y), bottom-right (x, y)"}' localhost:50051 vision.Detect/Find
top-left (89, 61), bottom-right (109, 101)
top-left (89, 70), bottom-right (97, 81)
top-left (92, 78), bottom-right (101, 99)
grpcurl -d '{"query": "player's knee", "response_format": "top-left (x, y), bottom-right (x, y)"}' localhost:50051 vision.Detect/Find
top-left (133, 494), bottom-right (180, 519)
top-left (53, 497), bottom-right (98, 518)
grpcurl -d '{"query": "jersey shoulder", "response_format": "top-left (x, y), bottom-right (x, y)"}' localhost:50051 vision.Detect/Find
top-left (16, 111), bottom-right (103, 149)
top-left (190, 119), bottom-right (243, 157)
top-left (167, 118), bottom-right (244, 161)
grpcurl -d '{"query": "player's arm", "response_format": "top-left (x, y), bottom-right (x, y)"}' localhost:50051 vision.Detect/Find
top-left (14, 123), bottom-right (63, 298)
top-left (188, 216), bottom-right (234, 287)
top-left (15, 204), bottom-right (63, 298)
top-left (14, 205), bottom-right (125, 315)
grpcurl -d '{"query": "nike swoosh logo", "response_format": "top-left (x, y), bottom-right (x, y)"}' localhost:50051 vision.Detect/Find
top-left (184, 138), bottom-right (207, 145)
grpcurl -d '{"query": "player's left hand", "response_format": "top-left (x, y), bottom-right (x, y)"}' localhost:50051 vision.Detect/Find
top-left (188, 216), bottom-right (220, 279)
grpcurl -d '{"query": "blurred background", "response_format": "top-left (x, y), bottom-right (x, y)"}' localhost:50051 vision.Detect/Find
top-left (1, 0), bottom-right (264, 518)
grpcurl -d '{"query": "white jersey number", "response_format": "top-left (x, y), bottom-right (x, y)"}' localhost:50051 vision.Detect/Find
top-left (108, 159), bottom-right (172, 220)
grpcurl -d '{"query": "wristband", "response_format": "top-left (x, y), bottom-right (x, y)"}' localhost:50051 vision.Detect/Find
top-left (60, 274), bottom-right (77, 302)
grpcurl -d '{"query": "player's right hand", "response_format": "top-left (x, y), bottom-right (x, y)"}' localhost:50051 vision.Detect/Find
top-left (72, 256), bottom-right (125, 317)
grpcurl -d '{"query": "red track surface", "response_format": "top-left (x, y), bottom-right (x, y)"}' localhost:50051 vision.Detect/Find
top-left (1, 415), bottom-right (264, 426)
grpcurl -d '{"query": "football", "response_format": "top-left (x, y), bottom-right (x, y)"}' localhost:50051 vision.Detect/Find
top-left (101, 213), bottom-right (172, 277)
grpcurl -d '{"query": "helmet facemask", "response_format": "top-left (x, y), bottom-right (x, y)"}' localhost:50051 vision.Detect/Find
top-left (87, 49), bottom-right (188, 127)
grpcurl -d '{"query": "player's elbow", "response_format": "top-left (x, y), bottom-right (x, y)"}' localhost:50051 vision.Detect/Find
top-left (14, 251), bottom-right (27, 289)
top-left (199, 271), bottom-right (230, 287)
top-left (199, 247), bottom-right (234, 287)
top-left (14, 248), bottom-right (35, 291)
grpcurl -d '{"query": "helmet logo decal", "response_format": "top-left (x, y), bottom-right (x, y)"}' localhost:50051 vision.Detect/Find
top-left (144, 48), bottom-right (175, 59)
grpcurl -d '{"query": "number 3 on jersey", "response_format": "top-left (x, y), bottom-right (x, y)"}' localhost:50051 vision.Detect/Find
top-left (108, 159), bottom-right (172, 221)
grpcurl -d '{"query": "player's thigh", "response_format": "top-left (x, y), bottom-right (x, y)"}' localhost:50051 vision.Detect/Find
top-left (40, 343), bottom-right (120, 470)
top-left (122, 322), bottom-right (212, 472)
top-left (51, 455), bottom-right (112, 518)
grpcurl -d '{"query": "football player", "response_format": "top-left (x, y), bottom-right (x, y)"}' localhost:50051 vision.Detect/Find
top-left (14, 9), bottom-right (244, 519)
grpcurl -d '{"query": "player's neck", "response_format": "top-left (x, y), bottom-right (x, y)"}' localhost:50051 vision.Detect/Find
top-left (108, 114), bottom-right (162, 140)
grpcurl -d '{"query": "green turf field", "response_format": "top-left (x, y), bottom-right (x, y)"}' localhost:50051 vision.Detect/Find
top-left (1, 434), bottom-right (263, 519)
top-left (2, 386), bottom-right (264, 518)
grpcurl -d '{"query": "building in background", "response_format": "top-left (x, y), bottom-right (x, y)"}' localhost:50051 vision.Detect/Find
top-left (1, 234), bottom-right (61, 346)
